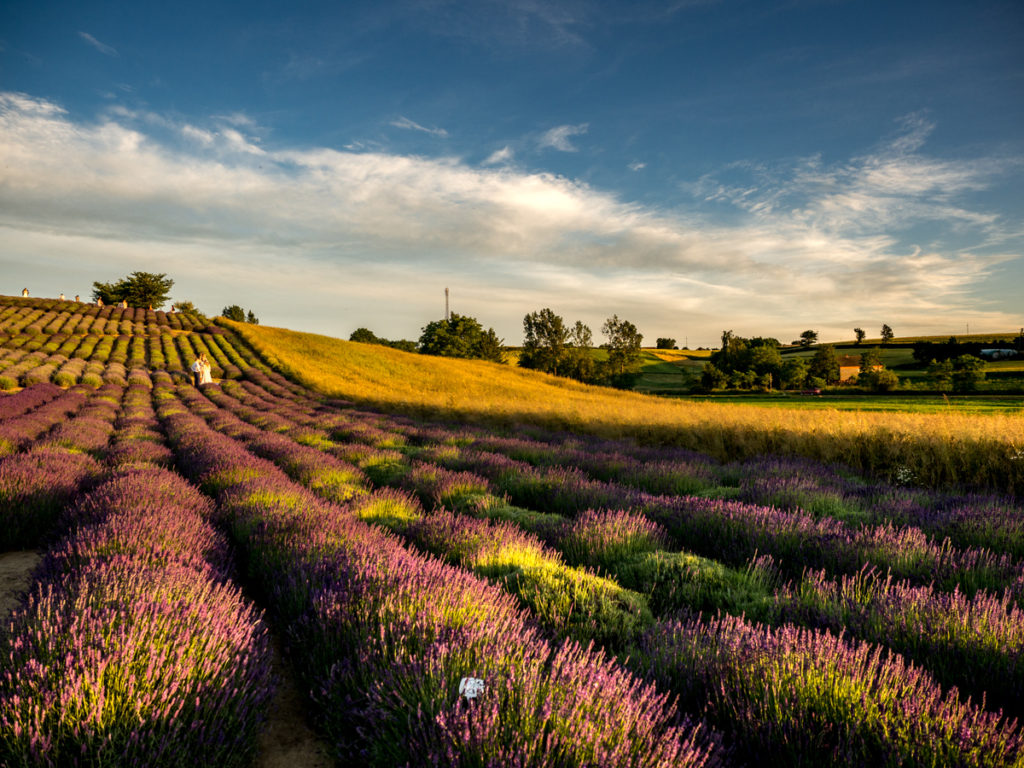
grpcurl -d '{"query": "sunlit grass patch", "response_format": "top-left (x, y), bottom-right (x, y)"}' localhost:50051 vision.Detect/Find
top-left (350, 488), bottom-right (423, 531)
top-left (498, 561), bottom-right (654, 649)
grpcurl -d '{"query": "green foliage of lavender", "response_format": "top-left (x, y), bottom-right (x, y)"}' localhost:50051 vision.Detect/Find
top-left (640, 614), bottom-right (1023, 767)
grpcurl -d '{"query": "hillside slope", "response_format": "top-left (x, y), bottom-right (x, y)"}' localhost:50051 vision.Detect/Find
top-left (224, 320), bottom-right (1024, 495)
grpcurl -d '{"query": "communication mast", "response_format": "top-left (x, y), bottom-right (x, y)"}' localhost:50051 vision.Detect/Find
top-left (445, 287), bottom-right (450, 321)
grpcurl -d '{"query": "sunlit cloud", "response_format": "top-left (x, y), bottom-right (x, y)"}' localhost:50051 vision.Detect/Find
top-left (539, 123), bottom-right (588, 152)
top-left (0, 92), bottom-right (1018, 343)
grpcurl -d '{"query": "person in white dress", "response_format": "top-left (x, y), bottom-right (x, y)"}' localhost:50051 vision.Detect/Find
top-left (191, 353), bottom-right (213, 385)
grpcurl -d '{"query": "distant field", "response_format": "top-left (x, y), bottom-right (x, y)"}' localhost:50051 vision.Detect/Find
top-left (226, 320), bottom-right (1024, 494)
top-left (678, 392), bottom-right (1024, 414)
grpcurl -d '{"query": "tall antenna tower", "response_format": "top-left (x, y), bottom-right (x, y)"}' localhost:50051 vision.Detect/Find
top-left (445, 287), bottom-right (450, 321)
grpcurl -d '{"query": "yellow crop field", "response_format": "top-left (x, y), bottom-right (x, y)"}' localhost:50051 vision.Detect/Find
top-left (225, 320), bottom-right (1024, 494)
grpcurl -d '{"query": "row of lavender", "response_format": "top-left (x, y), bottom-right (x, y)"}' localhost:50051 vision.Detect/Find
top-left (156, 376), bottom-right (719, 766)
top-left (0, 380), bottom-right (273, 766)
top-left (0, 295), bottom-right (205, 333)
top-left (0, 323), bottom-right (257, 389)
top-left (180, 374), bottom-right (1024, 764)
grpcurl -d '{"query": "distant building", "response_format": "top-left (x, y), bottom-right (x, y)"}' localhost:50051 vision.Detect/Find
top-left (838, 354), bottom-right (883, 382)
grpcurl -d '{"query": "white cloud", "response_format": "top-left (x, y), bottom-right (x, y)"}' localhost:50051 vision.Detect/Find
top-left (484, 146), bottom-right (514, 165)
top-left (0, 93), bottom-right (1019, 344)
top-left (390, 116), bottom-right (449, 137)
top-left (78, 31), bottom-right (118, 57)
top-left (539, 123), bottom-right (588, 152)
top-left (628, 161), bottom-right (646, 171)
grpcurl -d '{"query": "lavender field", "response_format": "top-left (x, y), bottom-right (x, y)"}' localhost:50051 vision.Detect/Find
top-left (1, 295), bottom-right (1022, 767)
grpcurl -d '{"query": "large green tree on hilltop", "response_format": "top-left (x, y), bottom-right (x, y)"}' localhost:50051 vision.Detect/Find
top-left (418, 313), bottom-right (504, 362)
top-left (92, 272), bottom-right (174, 309)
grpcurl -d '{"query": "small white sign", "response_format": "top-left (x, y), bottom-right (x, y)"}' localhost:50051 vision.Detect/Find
top-left (458, 677), bottom-right (485, 700)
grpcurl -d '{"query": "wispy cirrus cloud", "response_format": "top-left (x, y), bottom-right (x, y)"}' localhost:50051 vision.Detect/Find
top-left (0, 93), bottom-right (1018, 342)
top-left (539, 123), bottom-right (588, 152)
top-left (78, 31), bottom-right (118, 57)
top-left (484, 145), bottom-right (514, 165)
top-left (390, 116), bottom-right (449, 137)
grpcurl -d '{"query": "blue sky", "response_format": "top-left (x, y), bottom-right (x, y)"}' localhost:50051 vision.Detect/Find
top-left (1, 0), bottom-right (1022, 347)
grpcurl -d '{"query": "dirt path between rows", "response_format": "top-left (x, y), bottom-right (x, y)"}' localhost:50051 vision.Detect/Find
top-left (256, 636), bottom-right (334, 768)
top-left (1, 549), bottom-right (331, 766)
top-left (0, 550), bottom-right (41, 618)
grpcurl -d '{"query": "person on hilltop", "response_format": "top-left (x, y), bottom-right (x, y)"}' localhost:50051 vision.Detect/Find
top-left (191, 353), bottom-right (213, 386)
top-left (21, 288), bottom-right (28, 297)
top-left (59, 293), bottom-right (65, 300)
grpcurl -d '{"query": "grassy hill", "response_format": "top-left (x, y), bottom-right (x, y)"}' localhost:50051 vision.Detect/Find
top-left (224, 319), bottom-right (1024, 494)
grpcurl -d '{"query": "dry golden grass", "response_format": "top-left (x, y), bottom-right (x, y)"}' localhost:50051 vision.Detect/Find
top-left (225, 321), bottom-right (1024, 495)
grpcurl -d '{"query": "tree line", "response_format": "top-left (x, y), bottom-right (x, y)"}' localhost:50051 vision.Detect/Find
top-left (351, 308), bottom-right (644, 388)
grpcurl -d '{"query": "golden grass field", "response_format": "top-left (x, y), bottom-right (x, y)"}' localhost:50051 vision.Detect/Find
top-left (225, 320), bottom-right (1024, 494)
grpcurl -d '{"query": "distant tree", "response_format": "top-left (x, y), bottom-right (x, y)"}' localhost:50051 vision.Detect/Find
top-left (222, 304), bottom-right (259, 323)
top-left (880, 324), bottom-right (895, 345)
top-left (799, 330), bottom-right (818, 348)
top-left (601, 315), bottom-right (643, 381)
top-left (748, 345), bottom-right (782, 388)
top-left (656, 338), bottom-right (677, 350)
top-left (859, 348), bottom-right (882, 374)
top-left (171, 300), bottom-right (204, 318)
top-left (92, 272), bottom-right (174, 309)
top-left (780, 358), bottom-right (808, 390)
top-left (854, 328), bottom-right (866, 345)
top-left (222, 305), bottom-right (246, 322)
top-left (926, 359), bottom-right (954, 391)
top-left (807, 345), bottom-right (840, 384)
top-left (419, 313), bottom-right (504, 362)
top-left (700, 362), bottom-right (728, 391)
top-left (476, 328), bottom-right (505, 363)
top-left (719, 330), bottom-right (734, 366)
top-left (713, 330), bottom-right (749, 374)
top-left (951, 355), bottom-right (985, 393)
top-left (864, 368), bottom-right (900, 392)
top-left (387, 339), bottom-right (418, 354)
top-left (349, 327), bottom-right (381, 344)
top-left (729, 369), bottom-right (758, 390)
top-left (520, 308), bottom-right (569, 375)
top-left (519, 309), bottom-right (596, 382)
top-left (564, 320), bottom-right (597, 383)
top-left (858, 349), bottom-right (898, 391)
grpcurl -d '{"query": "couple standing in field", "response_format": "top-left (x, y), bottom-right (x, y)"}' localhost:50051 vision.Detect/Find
top-left (191, 353), bottom-right (213, 386)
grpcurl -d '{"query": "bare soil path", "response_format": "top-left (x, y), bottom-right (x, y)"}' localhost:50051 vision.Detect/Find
top-left (256, 636), bottom-right (334, 768)
top-left (0, 550), bottom-right (41, 618)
